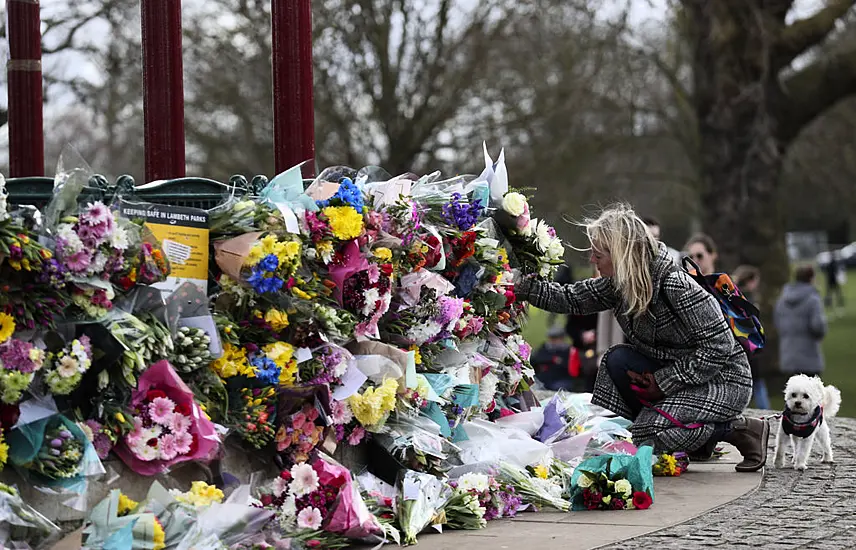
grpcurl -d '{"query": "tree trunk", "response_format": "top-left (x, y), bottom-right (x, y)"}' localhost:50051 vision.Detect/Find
top-left (685, 1), bottom-right (791, 373)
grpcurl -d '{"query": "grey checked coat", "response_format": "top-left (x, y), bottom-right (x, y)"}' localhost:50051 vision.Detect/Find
top-left (518, 244), bottom-right (752, 453)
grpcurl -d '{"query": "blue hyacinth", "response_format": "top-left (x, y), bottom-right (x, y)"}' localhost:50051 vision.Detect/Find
top-left (248, 266), bottom-right (284, 294)
top-left (316, 177), bottom-right (365, 212)
top-left (251, 355), bottom-right (281, 384)
top-left (258, 253), bottom-right (279, 272)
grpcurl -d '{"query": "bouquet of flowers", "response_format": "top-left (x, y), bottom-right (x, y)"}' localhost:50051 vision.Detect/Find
top-left (443, 472), bottom-right (521, 530)
top-left (0, 337), bottom-right (45, 404)
top-left (653, 452), bottom-right (690, 477)
top-left (231, 386), bottom-right (278, 449)
top-left (0, 212), bottom-right (67, 330)
top-left (570, 446), bottom-right (655, 511)
top-left (42, 335), bottom-right (93, 395)
top-left (491, 191), bottom-right (563, 277)
top-left (53, 201), bottom-right (132, 297)
top-left (7, 414), bottom-right (103, 490)
top-left (257, 456), bottom-right (382, 544)
top-left (396, 469), bottom-right (452, 545)
top-left (169, 325), bottom-right (213, 373)
top-left (497, 462), bottom-right (570, 512)
top-left (275, 401), bottom-right (327, 465)
top-left (113, 237), bottom-right (171, 291)
top-left (348, 378), bottom-right (399, 433)
top-left (115, 360), bottom-right (220, 475)
top-left (298, 345), bottom-right (353, 386)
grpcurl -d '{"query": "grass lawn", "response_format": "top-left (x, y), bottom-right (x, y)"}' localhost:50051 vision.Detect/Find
top-left (522, 275), bottom-right (856, 417)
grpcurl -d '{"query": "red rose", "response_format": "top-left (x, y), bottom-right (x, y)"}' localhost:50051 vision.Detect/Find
top-left (260, 494), bottom-right (273, 506)
top-left (611, 498), bottom-right (626, 510)
top-left (280, 469), bottom-right (292, 480)
top-left (632, 491), bottom-right (652, 510)
top-left (146, 438), bottom-right (159, 448)
top-left (504, 290), bottom-right (516, 306)
top-left (146, 390), bottom-right (167, 401)
top-left (380, 263), bottom-right (394, 276)
top-left (306, 540), bottom-right (321, 548)
top-left (174, 403), bottom-right (192, 417)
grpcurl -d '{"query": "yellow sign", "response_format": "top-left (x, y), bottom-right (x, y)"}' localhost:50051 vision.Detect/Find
top-left (121, 202), bottom-right (210, 294)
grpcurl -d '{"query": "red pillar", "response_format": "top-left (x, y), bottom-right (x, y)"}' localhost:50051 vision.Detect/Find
top-left (272, 0), bottom-right (315, 177)
top-left (6, 0), bottom-right (44, 177)
top-left (141, 0), bottom-right (186, 182)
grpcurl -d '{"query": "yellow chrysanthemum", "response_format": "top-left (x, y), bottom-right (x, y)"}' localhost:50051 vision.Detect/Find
top-left (117, 492), bottom-right (138, 516)
top-left (283, 240), bottom-right (301, 260)
top-left (0, 313), bottom-right (15, 344)
top-left (175, 481), bottom-right (224, 507)
top-left (349, 378), bottom-right (399, 429)
top-left (323, 206), bottom-right (364, 240)
top-left (374, 247), bottom-right (393, 262)
top-left (533, 464), bottom-right (549, 479)
top-left (264, 309), bottom-right (289, 331)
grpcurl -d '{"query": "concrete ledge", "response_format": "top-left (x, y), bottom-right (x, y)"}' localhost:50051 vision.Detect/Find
top-left (414, 444), bottom-right (762, 550)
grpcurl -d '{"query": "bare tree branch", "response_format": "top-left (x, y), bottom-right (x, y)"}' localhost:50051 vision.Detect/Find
top-left (774, 0), bottom-right (856, 70)
top-left (778, 44), bottom-right (856, 143)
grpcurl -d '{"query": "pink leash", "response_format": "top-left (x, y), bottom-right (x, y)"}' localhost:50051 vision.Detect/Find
top-left (631, 384), bottom-right (704, 430)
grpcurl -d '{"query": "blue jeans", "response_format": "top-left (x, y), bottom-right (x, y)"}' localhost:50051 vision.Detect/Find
top-left (603, 346), bottom-right (663, 419)
top-left (753, 378), bottom-right (771, 410)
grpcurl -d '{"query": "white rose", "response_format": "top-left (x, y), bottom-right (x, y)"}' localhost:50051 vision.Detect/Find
top-left (547, 239), bottom-right (565, 260)
top-left (614, 479), bottom-right (632, 497)
top-left (502, 192), bottom-right (528, 217)
top-left (577, 474), bottom-right (594, 488)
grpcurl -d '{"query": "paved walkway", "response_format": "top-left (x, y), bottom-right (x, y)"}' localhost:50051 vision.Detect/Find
top-left (604, 412), bottom-right (856, 550)
top-left (419, 412), bottom-right (856, 550)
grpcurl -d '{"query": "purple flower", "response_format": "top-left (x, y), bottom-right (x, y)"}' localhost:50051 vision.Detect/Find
top-left (81, 202), bottom-right (112, 227)
top-left (76, 222), bottom-right (110, 247)
top-left (0, 339), bottom-right (42, 373)
top-left (63, 250), bottom-right (92, 273)
top-left (437, 296), bottom-right (465, 327)
top-left (454, 264), bottom-right (481, 298)
top-left (50, 438), bottom-right (63, 448)
top-left (442, 193), bottom-right (483, 230)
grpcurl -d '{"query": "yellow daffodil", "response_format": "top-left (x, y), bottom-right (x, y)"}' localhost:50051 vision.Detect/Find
top-left (264, 309), bottom-right (289, 331)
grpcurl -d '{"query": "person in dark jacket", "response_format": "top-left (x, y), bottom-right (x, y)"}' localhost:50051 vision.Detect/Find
top-left (532, 325), bottom-right (579, 391)
top-left (824, 252), bottom-right (845, 314)
top-left (566, 310), bottom-right (598, 392)
top-left (774, 266), bottom-right (828, 376)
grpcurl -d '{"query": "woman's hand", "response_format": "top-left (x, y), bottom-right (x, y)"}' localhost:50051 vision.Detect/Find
top-left (628, 371), bottom-right (665, 402)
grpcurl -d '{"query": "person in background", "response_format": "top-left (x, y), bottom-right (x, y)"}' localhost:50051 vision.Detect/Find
top-left (732, 265), bottom-right (769, 410)
top-left (641, 216), bottom-right (681, 263)
top-left (532, 325), bottom-right (578, 391)
top-left (685, 233), bottom-right (719, 276)
top-left (824, 251), bottom-right (845, 316)
top-left (774, 265), bottom-right (828, 378)
top-left (566, 292), bottom-right (599, 392)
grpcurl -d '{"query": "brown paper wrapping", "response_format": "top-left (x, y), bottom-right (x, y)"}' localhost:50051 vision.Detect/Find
top-left (213, 231), bottom-right (263, 281)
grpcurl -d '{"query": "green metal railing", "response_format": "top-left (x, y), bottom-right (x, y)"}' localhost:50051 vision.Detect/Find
top-left (5, 174), bottom-right (288, 210)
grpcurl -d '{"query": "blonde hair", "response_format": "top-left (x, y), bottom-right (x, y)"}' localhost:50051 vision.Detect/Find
top-left (579, 204), bottom-right (659, 317)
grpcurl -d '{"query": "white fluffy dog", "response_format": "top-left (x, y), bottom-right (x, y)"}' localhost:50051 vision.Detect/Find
top-left (774, 374), bottom-right (841, 471)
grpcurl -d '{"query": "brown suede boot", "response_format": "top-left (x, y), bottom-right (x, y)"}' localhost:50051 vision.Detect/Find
top-left (723, 417), bottom-right (770, 472)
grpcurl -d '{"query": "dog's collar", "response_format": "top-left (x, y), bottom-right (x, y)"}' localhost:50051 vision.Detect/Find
top-left (781, 405), bottom-right (823, 438)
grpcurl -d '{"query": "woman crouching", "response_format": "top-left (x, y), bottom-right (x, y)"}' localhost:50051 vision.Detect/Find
top-left (516, 204), bottom-right (768, 472)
